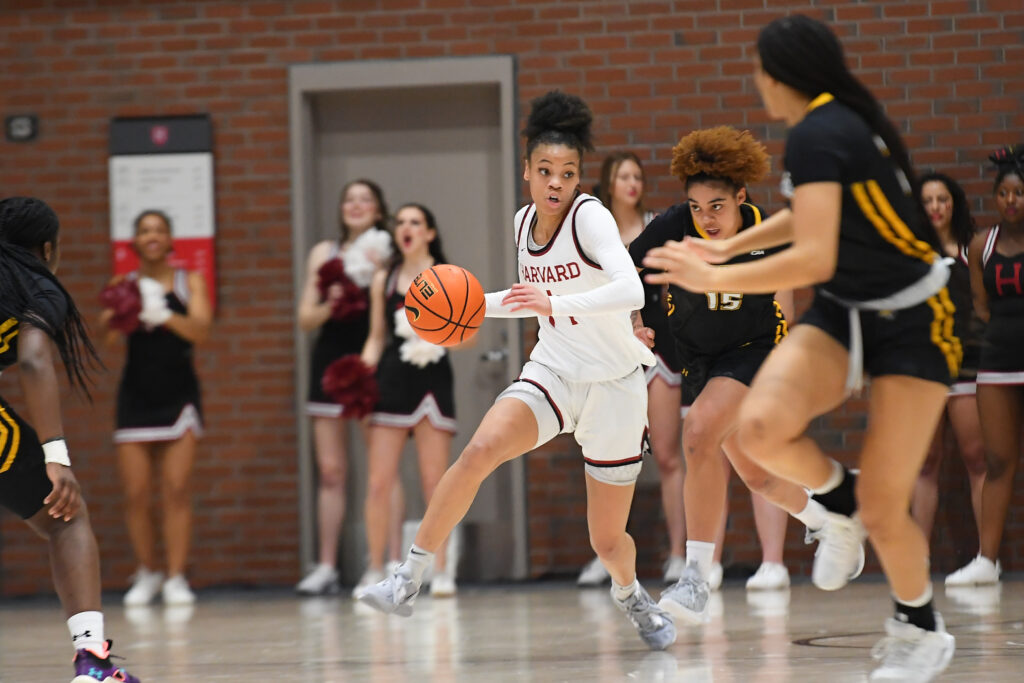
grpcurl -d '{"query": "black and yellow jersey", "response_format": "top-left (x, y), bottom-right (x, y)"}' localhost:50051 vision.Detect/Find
top-left (629, 202), bottom-right (787, 357)
top-left (0, 274), bottom-right (67, 373)
top-left (784, 93), bottom-right (938, 301)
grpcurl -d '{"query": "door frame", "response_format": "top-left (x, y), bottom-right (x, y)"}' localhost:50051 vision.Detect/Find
top-left (287, 56), bottom-right (526, 579)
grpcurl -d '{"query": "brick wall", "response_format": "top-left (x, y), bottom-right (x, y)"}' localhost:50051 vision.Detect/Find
top-left (1, 0), bottom-right (1021, 595)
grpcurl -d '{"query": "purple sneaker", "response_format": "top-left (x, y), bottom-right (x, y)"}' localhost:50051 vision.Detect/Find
top-left (72, 640), bottom-right (140, 683)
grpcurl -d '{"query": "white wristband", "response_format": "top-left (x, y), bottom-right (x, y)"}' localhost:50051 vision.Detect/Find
top-left (42, 439), bottom-right (71, 466)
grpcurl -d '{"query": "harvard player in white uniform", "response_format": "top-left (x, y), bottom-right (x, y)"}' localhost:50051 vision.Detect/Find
top-left (360, 91), bottom-right (676, 651)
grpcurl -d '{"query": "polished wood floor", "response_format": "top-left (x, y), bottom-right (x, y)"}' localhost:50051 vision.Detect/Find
top-left (1, 578), bottom-right (1022, 681)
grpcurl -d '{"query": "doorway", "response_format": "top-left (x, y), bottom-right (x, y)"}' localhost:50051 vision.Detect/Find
top-left (289, 56), bottom-right (525, 583)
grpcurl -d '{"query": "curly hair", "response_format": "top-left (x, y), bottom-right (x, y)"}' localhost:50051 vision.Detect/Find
top-left (670, 126), bottom-right (770, 190)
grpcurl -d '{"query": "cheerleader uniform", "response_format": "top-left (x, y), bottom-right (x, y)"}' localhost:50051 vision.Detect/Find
top-left (306, 241), bottom-right (372, 418)
top-left (369, 266), bottom-right (456, 432)
top-left (948, 247), bottom-right (985, 395)
top-left (635, 211), bottom-right (683, 388)
top-left (114, 270), bottom-right (203, 443)
top-left (629, 202), bottom-right (788, 408)
top-left (976, 226), bottom-right (1024, 385)
top-left (784, 93), bottom-right (961, 389)
top-left (0, 273), bottom-right (67, 518)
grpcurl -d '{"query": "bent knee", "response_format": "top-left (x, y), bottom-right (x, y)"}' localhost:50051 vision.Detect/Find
top-left (456, 438), bottom-right (506, 477)
top-left (589, 534), bottom-right (621, 560)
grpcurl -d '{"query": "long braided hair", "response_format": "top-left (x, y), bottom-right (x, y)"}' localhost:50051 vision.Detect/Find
top-left (0, 197), bottom-right (98, 395)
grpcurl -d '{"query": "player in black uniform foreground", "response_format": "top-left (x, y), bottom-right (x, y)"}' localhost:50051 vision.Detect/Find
top-left (630, 127), bottom-right (859, 625)
top-left (955, 145), bottom-right (1024, 587)
top-left (644, 16), bottom-right (959, 681)
top-left (0, 197), bottom-right (140, 683)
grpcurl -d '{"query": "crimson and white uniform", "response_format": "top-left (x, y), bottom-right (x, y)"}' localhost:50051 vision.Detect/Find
top-left (486, 193), bottom-right (654, 484)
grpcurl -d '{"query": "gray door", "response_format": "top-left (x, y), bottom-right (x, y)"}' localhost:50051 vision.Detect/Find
top-left (289, 58), bottom-right (525, 583)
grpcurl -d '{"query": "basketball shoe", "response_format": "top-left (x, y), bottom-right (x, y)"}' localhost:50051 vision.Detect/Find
top-left (577, 557), bottom-right (610, 586)
top-left (357, 568), bottom-right (419, 617)
top-left (658, 563), bottom-right (710, 624)
top-left (944, 555), bottom-right (1000, 586)
top-left (869, 613), bottom-right (955, 681)
top-left (72, 640), bottom-right (140, 683)
top-left (808, 512), bottom-right (866, 591)
top-left (612, 584), bottom-right (677, 651)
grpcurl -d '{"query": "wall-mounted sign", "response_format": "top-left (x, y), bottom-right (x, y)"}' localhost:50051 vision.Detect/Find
top-left (108, 115), bottom-right (217, 309)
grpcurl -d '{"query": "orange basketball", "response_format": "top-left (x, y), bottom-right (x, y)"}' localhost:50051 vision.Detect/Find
top-left (404, 264), bottom-right (486, 346)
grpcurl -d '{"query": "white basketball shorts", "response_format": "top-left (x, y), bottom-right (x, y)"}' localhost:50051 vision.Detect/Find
top-left (496, 360), bottom-right (648, 485)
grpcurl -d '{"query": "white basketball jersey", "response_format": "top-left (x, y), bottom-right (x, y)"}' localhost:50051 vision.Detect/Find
top-left (514, 193), bottom-right (654, 382)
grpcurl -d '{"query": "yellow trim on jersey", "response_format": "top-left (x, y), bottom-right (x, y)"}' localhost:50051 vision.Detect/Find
top-left (743, 202), bottom-right (763, 225)
top-left (865, 180), bottom-right (935, 263)
top-left (925, 287), bottom-right (962, 378)
top-left (772, 300), bottom-right (788, 344)
top-left (0, 318), bottom-right (18, 355)
top-left (851, 182), bottom-right (935, 264)
top-left (806, 92), bottom-right (835, 112)
top-left (0, 405), bottom-right (22, 474)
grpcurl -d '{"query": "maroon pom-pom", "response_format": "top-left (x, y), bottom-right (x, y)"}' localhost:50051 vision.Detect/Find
top-left (321, 354), bottom-right (378, 418)
top-left (99, 279), bottom-right (142, 334)
top-left (317, 258), bottom-right (369, 322)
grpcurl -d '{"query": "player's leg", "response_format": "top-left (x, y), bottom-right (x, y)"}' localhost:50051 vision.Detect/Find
top-left (947, 394), bottom-right (986, 543)
top-left (735, 325), bottom-right (861, 590)
top-left (912, 411), bottom-right (947, 541)
top-left (660, 377), bottom-right (743, 622)
top-left (359, 396), bottom-right (540, 615)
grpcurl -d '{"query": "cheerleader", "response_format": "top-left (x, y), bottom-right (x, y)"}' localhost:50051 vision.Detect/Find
top-left (354, 204), bottom-right (459, 599)
top-left (101, 210), bottom-right (211, 607)
top-left (645, 16), bottom-right (959, 679)
top-left (908, 174), bottom-right (986, 557)
top-left (576, 151), bottom-right (688, 586)
top-left (949, 145), bottom-right (1024, 586)
top-left (0, 197), bottom-right (139, 682)
top-left (360, 91), bottom-right (676, 651)
top-left (295, 179), bottom-right (393, 595)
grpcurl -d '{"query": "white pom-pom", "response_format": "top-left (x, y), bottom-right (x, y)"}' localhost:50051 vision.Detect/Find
top-left (344, 228), bottom-right (394, 288)
top-left (393, 307), bottom-right (414, 340)
top-left (399, 337), bottom-right (446, 368)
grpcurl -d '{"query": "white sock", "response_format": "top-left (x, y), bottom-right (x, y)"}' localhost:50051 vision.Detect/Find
top-left (402, 544), bottom-right (434, 585)
top-left (686, 540), bottom-right (716, 580)
top-left (793, 497), bottom-right (828, 531)
top-left (811, 459), bottom-right (844, 495)
top-left (612, 577), bottom-right (639, 601)
top-left (67, 611), bottom-right (104, 653)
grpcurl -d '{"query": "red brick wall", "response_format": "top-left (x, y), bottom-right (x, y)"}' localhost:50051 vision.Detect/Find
top-left (1, 0), bottom-right (1021, 595)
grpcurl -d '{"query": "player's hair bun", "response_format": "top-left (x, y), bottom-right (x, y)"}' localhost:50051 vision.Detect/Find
top-left (523, 90), bottom-right (594, 155)
top-left (671, 126), bottom-right (770, 189)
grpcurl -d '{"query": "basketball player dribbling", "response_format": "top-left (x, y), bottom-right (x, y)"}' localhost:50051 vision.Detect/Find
top-left (644, 15), bottom-right (959, 680)
top-left (359, 90), bottom-right (676, 651)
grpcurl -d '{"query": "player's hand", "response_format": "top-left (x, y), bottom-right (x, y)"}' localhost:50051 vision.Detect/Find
top-left (502, 283), bottom-right (552, 316)
top-left (643, 241), bottom-right (717, 292)
top-left (681, 235), bottom-right (734, 264)
top-left (634, 326), bottom-right (656, 349)
top-left (44, 463), bottom-right (82, 521)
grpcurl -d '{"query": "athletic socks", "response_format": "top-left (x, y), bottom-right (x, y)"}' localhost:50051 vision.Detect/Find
top-left (68, 611), bottom-right (105, 653)
top-left (402, 544), bottom-right (434, 585)
top-left (811, 460), bottom-right (857, 517)
top-left (894, 584), bottom-right (937, 631)
top-left (612, 577), bottom-right (639, 601)
top-left (685, 540), bottom-right (715, 580)
top-left (793, 496), bottom-right (829, 531)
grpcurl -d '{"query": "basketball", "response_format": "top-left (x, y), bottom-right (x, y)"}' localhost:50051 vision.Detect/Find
top-left (404, 264), bottom-right (486, 346)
